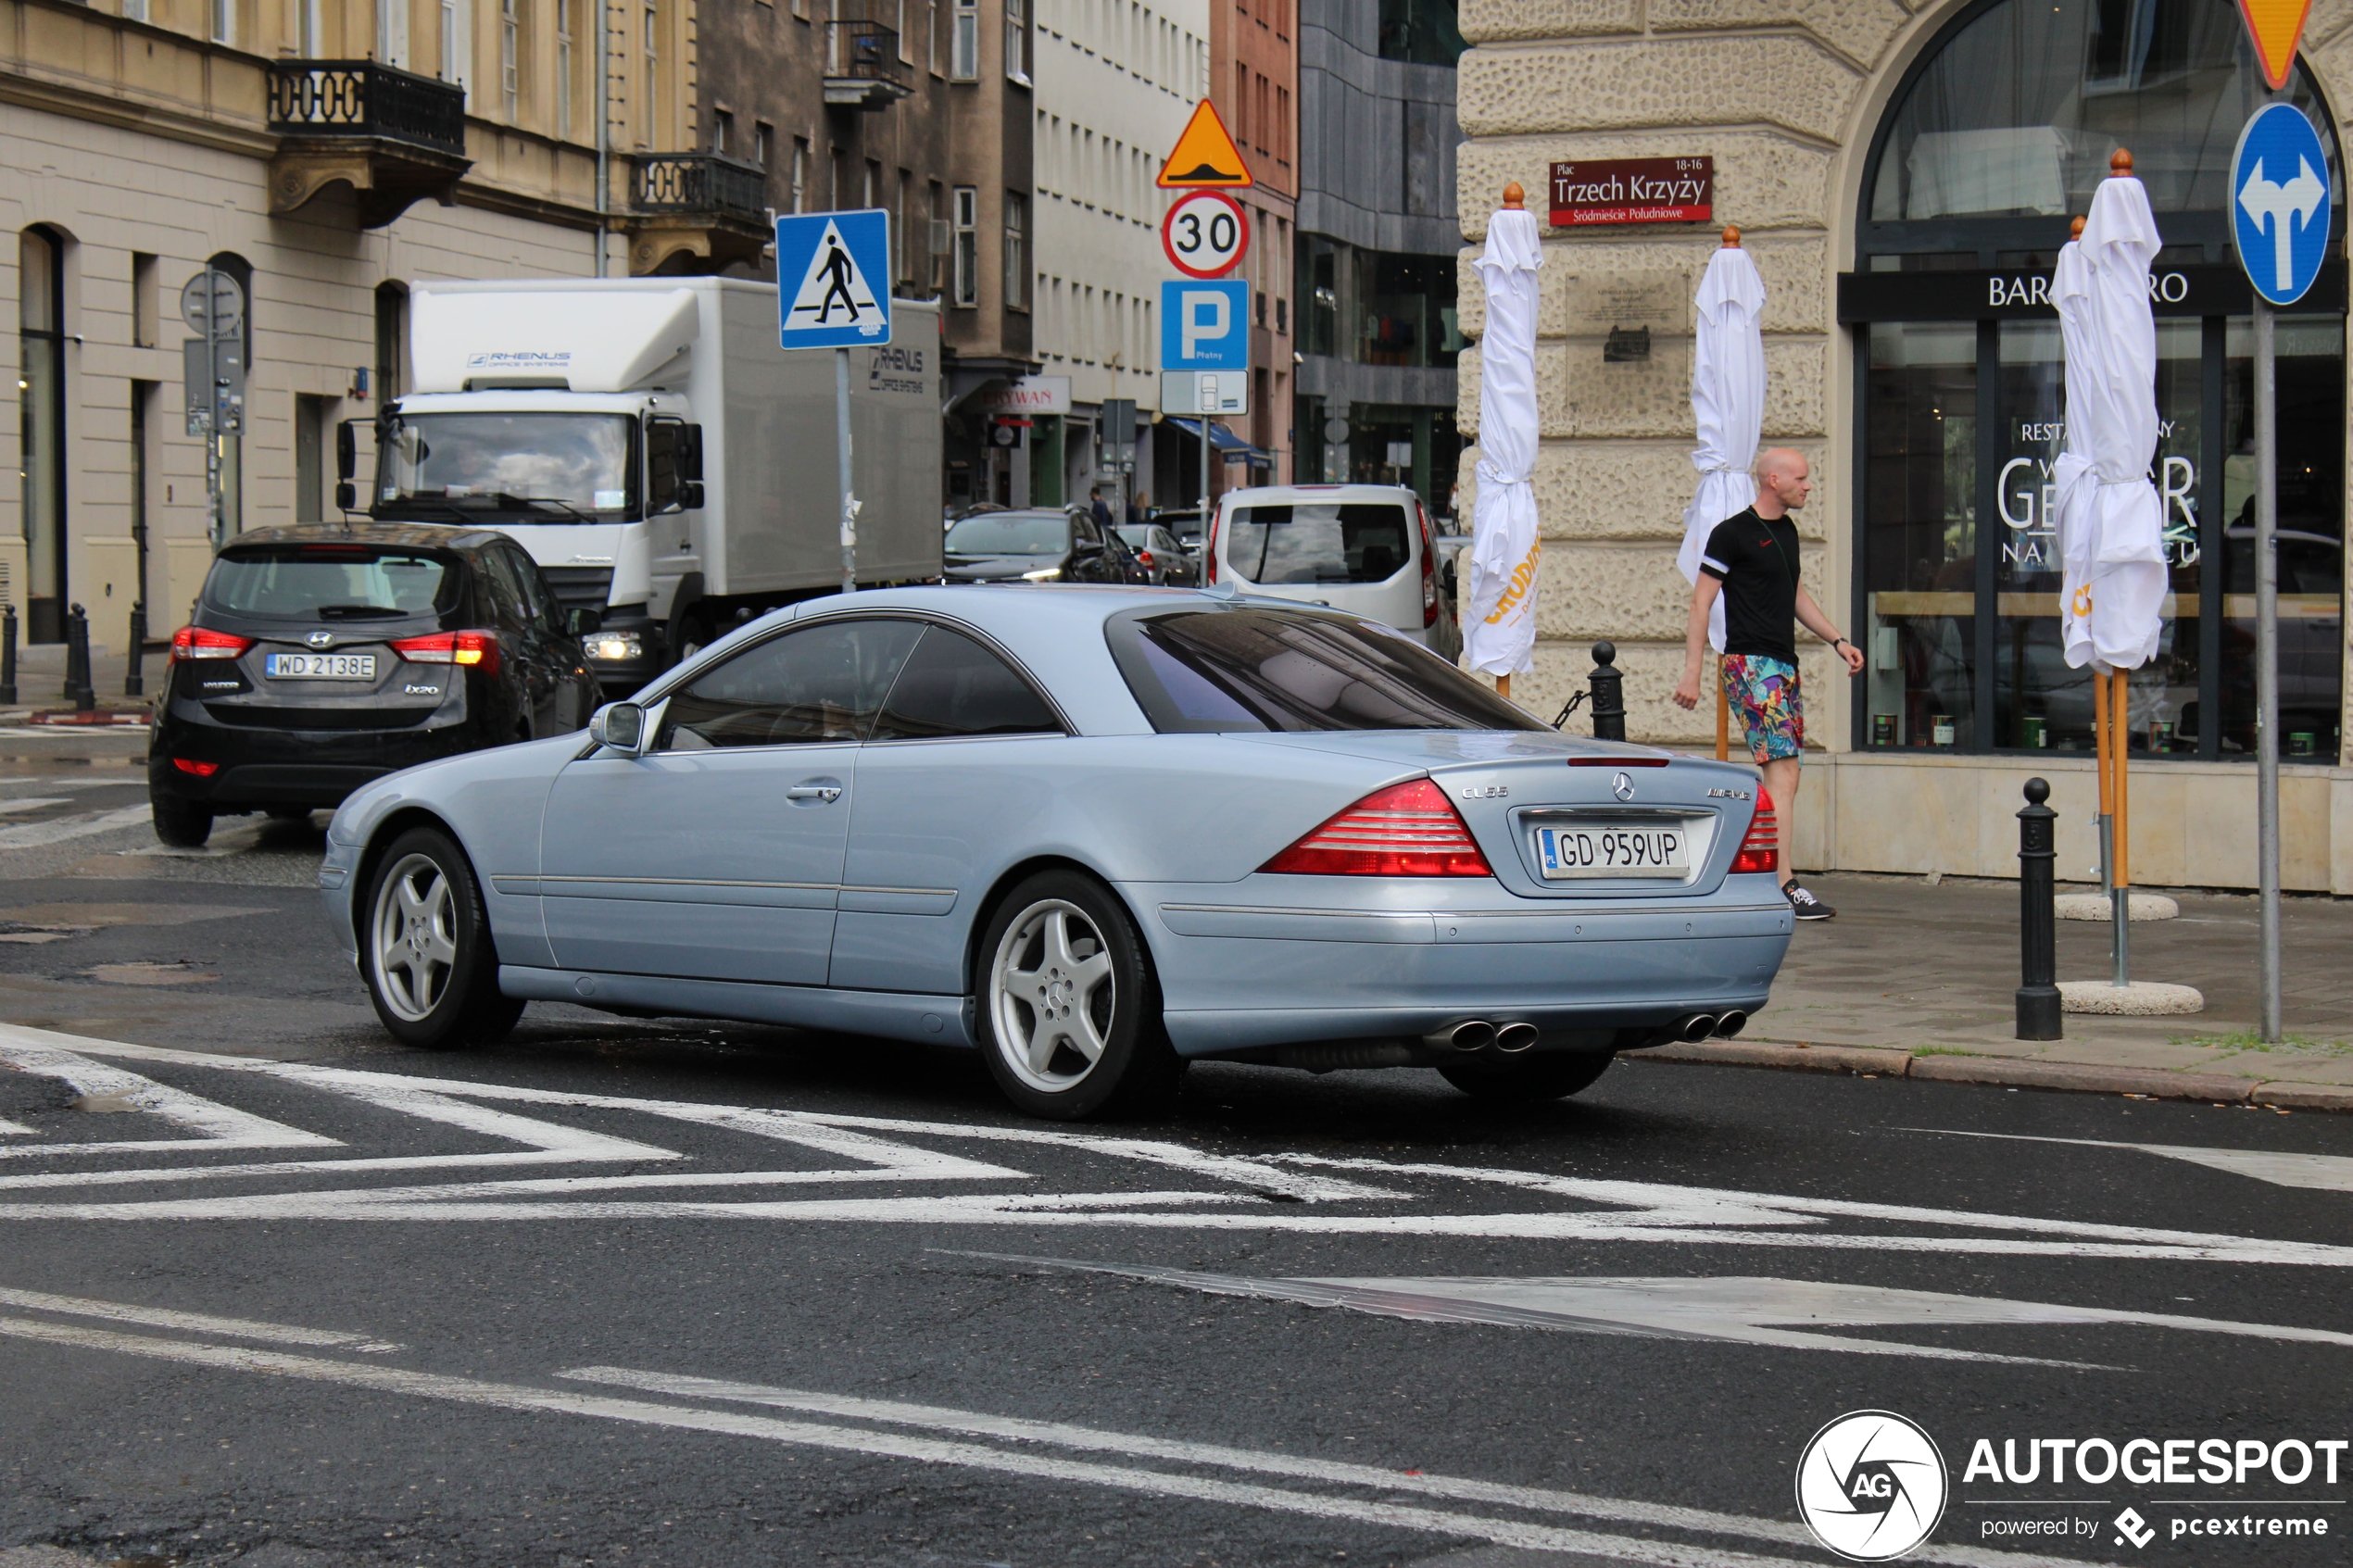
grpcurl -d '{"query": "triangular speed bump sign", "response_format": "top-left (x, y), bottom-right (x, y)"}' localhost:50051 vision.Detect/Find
top-left (2237, 0), bottom-right (2314, 90)
top-left (1158, 98), bottom-right (1253, 189)
top-left (777, 212), bottom-right (890, 347)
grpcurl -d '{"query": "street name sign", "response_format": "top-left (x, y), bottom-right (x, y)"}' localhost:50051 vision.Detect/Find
top-left (774, 209), bottom-right (892, 347)
top-left (1162, 189), bottom-right (1249, 279)
top-left (2236, 0), bottom-right (2314, 90)
top-left (1156, 98), bottom-right (1252, 188)
top-left (1159, 279), bottom-right (1249, 371)
top-left (1548, 157), bottom-right (1713, 226)
top-left (2232, 103), bottom-right (2331, 305)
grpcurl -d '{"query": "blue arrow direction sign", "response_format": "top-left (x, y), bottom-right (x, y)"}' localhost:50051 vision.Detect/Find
top-left (2231, 103), bottom-right (2334, 307)
top-left (776, 209), bottom-right (893, 348)
top-left (1159, 279), bottom-right (1250, 370)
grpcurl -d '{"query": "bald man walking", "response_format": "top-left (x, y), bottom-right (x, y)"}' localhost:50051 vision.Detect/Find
top-left (1673, 448), bottom-right (1864, 921)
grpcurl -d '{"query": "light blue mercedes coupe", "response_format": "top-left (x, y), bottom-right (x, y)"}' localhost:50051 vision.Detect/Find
top-left (317, 585), bottom-right (1793, 1118)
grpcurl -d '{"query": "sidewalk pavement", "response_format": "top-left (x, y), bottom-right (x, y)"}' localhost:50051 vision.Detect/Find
top-left (1654, 872), bottom-right (2353, 1110)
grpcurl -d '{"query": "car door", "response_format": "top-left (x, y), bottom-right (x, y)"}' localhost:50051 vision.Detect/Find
top-left (829, 622), bottom-right (1071, 994)
top-left (538, 616), bottom-right (925, 985)
top-left (1067, 514), bottom-right (1114, 583)
top-left (495, 544), bottom-right (570, 737)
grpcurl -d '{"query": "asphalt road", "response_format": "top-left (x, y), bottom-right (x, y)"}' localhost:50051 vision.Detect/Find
top-left (0, 737), bottom-right (2347, 1568)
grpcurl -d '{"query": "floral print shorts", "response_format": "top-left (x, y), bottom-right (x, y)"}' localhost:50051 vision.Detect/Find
top-left (1720, 655), bottom-right (1804, 762)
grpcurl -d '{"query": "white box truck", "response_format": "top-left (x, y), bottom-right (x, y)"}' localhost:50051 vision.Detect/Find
top-left (338, 277), bottom-right (941, 692)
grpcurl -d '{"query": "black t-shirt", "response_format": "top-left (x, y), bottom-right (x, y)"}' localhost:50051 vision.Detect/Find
top-left (1700, 508), bottom-right (1802, 664)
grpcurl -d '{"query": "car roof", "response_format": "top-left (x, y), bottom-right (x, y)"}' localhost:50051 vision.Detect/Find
top-left (226, 521), bottom-right (505, 555)
top-left (1220, 483), bottom-right (1419, 505)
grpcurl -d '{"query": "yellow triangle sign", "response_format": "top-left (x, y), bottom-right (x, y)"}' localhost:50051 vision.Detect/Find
top-left (2238, 0), bottom-right (2313, 90)
top-left (1157, 98), bottom-right (1253, 189)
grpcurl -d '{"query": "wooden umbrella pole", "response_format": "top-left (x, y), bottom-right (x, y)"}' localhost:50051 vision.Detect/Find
top-left (1497, 673), bottom-right (1512, 701)
top-left (1716, 672), bottom-right (1730, 760)
top-left (2113, 667), bottom-right (2131, 888)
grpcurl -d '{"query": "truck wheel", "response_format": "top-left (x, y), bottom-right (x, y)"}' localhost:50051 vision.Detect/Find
top-left (673, 608), bottom-right (716, 666)
top-left (361, 826), bottom-right (524, 1050)
top-left (152, 796), bottom-right (214, 848)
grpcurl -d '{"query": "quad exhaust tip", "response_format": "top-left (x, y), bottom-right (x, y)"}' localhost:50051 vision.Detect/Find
top-left (1494, 1022), bottom-right (1539, 1053)
top-left (1714, 1010), bottom-right (1748, 1039)
top-left (1676, 1012), bottom-right (1720, 1044)
top-left (1445, 1020), bottom-right (1496, 1052)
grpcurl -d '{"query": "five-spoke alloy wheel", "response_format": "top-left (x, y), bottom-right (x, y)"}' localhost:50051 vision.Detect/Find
top-left (978, 871), bottom-right (1179, 1119)
top-left (360, 826), bottom-right (524, 1050)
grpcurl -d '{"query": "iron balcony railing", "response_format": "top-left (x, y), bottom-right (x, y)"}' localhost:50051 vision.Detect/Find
top-left (636, 154), bottom-right (769, 224)
top-left (266, 61), bottom-right (467, 158)
top-left (830, 19), bottom-right (904, 84)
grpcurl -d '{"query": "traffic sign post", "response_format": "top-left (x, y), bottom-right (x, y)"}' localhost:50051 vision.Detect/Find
top-left (2230, 101), bottom-right (2330, 1042)
top-left (1156, 99), bottom-right (1252, 189)
top-left (180, 269), bottom-right (245, 551)
top-left (1160, 279), bottom-right (1249, 524)
top-left (1161, 190), bottom-right (1249, 279)
top-left (776, 209), bottom-right (893, 595)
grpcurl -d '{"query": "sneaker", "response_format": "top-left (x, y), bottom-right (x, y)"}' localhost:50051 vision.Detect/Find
top-left (1784, 882), bottom-right (1835, 921)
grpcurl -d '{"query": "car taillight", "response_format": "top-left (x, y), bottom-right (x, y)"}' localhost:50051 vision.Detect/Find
top-left (170, 758), bottom-right (220, 777)
top-left (1261, 778), bottom-right (1493, 877)
top-left (1139, 550), bottom-right (1155, 570)
top-left (169, 626), bottom-right (253, 662)
top-left (1730, 791), bottom-right (1779, 875)
top-left (390, 630), bottom-right (502, 677)
top-left (1205, 511), bottom-right (1221, 583)
top-left (1417, 498), bottom-right (1439, 627)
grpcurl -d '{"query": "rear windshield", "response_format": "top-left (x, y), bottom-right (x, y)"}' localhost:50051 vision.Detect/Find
top-left (1223, 503), bottom-right (1413, 585)
top-left (1105, 607), bottom-right (1547, 734)
top-left (205, 549), bottom-right (457, 621)
top-left (945, 512), bottom-right (1069, 555)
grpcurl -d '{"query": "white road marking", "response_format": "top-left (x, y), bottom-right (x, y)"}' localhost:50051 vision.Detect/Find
top-left (0, 1310), bottom-right (2095, 1568)
top-left (0, 1044), bottom-right (340, 1160)
top-left (0, 797), bottom-right (72, 815)
top-left (0, 1286), bottom-right (402, 1352)
top-left (0, 1117), bottom-right (34, 1135)
top-left (0, 805), bottom-right (156, 848)
top-left (977, 1256), bottom-right (2353, 1363)
top-left (1906, 1128), bottom-right (2353, 1194)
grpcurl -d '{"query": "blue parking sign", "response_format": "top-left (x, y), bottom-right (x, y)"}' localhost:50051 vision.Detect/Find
top-left (775, 209), bottom-right (893, 348)
top-left (1160, 279), bottom-right (1249, 370)
top-left (2231, 104), bottom-right (2333, 307)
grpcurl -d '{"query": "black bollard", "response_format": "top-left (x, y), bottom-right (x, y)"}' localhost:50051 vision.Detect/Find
top-left (64, 602), bottom-right (94, 712)
top-left (0, 603), bottom-right (16, 706)
top-left (1587, 640), bottom-right (1626, 742)
top-left (124, 604), bottom-right (145, 699)
top-left (2016, 776), bottom-right (2062, 1040)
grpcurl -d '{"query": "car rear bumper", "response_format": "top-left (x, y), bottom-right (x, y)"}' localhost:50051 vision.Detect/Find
top-left (1121, 876), bottom-right (1793, 1058)
top-left (151, 709), bottom-right (485, 810)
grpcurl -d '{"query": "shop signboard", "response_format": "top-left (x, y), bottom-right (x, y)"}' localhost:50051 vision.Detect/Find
top-left (1547, 157), bottom-right (1712, 226)
top-left (1835, 262), bottom-right (2346, 321)
top-left (977, 375), bottom-right (1072, 417)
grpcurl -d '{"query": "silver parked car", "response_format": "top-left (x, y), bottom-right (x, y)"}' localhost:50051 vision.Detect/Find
top-left (321, 585), bottom-right (1791, 1120)
top-left (1210, 483), bottom-right (1459, 659)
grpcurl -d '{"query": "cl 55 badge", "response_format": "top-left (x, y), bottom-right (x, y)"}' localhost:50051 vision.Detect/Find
top-left (1459, 784), bottom-right (1509, 800)
top-left (1706, 787), bottom-right (1753, 800)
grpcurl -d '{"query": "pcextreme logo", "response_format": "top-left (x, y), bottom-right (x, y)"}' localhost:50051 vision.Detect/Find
top-left (1795, 1411), bottom-right (1949, 1562)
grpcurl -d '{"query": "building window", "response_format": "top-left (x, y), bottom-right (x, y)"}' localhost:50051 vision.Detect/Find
top-left (210, 0), bottom-right (232, 44)
top-left (439, 0), bottom-right (458, 82)
top-left (897, 169), bottom-right (912, 282)
top-left (1004, 0), bottom-right (1027, 84)
top-left (19, 228), bottom-right (65, 638)
top-left (927, 179), bottom-right (945, 293)
top-left (642, 3), bottom-right (661, 145)
top-left (500, 0), bottom-right (521, 123)
top-left (864, 157), bottom-right (880, 209)
top-left (122, 0), bottom-right (148, 19)
top-left (711, 109), bottom-right (732, 156)
top-left (951, 185), bottom-right (977, 307)
top-left (1003, 192), bottom-right (1026, 308)
top-left (897, 0), bottom-right (912, 62)
top-left (756, 121), bottom-right (774, 171)
top-left (298, 0), bottom-right (321, 55)
top-left (790, 137), bottom-right (809, 211)
top-left (1376, 0), bottom-right (1466, 67)
top-left (556, 0), bottom-right (573, 137)
top-left (950, 0), bottom-right (976, 80)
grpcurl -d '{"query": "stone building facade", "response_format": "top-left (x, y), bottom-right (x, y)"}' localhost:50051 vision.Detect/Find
top-left (1454, 0), bottom-right (2353, 893)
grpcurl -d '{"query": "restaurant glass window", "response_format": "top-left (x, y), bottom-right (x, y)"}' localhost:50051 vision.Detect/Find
top-left (1861, 322), bottom-right (1977, 749)
top-left (19, 226), bottom-right (64, 640)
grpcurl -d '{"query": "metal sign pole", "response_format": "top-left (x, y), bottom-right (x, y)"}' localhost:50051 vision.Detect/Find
top-left (2254, 295), bottom-right (2283, 1041)
top-left (836, 345), bottom-right (856, 596)
top-left (206, 284), bottom-right (227, 551)
top-left (1198, 408), bottom-right (1209, 541)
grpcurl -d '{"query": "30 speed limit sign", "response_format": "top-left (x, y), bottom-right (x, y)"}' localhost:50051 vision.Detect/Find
top-left (1161, 189), bottom-right (1249, 279)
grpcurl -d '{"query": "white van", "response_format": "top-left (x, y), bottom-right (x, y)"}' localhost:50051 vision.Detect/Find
top-left (1208, 483), bottom-right (1459, 658)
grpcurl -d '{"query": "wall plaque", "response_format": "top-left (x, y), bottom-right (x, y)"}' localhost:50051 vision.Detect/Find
top-left (1550, 157), bottom-right (1713, 226)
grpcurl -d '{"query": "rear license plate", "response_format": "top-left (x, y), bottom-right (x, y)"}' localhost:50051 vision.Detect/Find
top-left (264, 653), bottom-right (377, 680)
top-left (1534, 823), bottom-right (1689, 879)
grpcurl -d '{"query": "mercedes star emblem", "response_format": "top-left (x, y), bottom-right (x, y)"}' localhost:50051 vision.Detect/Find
top-left (1612, 771), bottom-right (1636, 801)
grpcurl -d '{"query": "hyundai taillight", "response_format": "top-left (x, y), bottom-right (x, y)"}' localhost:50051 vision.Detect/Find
top-left (1730, 791), bottom-right (1780, 875)
top-left (170, 626), bottom-right (253, 662)
top-left (390, 630), bottom-right (501, 677)
top-left (1417, 498), bottom-right (1439, 627)
top-left (1205, 509), bottom-right (1221, 584)
top-left (170, 758), bottom-right (220, 777)
top-left (1139, 549), bottom-right (1156, 571)
top-left (1260, 778), bottom-right (1493, 877)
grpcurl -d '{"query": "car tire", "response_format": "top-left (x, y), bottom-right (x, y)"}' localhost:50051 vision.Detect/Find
top-left (265, 807), bottom-right (314, 822)
top-left (977, 871), bottom-right (1182, 1121)
top-left (360, 825), bottom-right (525, 1051)
top-left (1438, 1052), bottom-right (1614, 1102)
top-left (151, 796), bottom-right (214, 848)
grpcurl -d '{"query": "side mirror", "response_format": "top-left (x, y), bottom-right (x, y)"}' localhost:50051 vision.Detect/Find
top-left (1072, 538), bottom-right (1104, 557)
top-left (679, 423), bottom-right (705, 483)
top-left (566, 606), bottom-right (603, 636)
top-left (334, 482), bottom-right (358, 512)
top-left (588, 701), bottom-right (647, 757)
top-left (679, 481), bottom-right (705, 509)
top-left (334, 420), bottom-right (357, 482)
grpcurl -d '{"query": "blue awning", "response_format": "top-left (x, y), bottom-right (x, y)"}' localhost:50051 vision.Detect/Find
top-left (1164, 418), bottom-right (1272, 465)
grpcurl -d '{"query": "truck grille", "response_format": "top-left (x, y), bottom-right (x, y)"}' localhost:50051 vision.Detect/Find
top-left (539, 566), bottom-right (615, 612)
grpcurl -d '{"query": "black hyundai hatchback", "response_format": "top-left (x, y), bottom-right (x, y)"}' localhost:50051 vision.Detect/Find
top-left (149, 523), bottom-right (603, 847)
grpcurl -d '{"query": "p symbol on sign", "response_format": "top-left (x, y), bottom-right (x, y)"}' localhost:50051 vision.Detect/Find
top-left (1182, 291), bottom-right (1229, 358)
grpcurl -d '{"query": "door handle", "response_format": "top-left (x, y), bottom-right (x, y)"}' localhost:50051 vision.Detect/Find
top-left (786, 784), bottom-right (843, 803)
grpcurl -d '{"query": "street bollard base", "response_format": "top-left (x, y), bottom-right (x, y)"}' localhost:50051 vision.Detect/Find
top-left (2015, 985), bottom-right (2063, 1041)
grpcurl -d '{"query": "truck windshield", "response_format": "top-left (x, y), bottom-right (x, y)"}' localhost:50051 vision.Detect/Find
top-left (377, 413), bottom-right (635, 521)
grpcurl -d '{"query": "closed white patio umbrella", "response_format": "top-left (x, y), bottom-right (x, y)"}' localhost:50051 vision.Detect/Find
top-left (1465, 182), bottom-right (1543, 694)
top-left (1679, 226), bottom-right (1767, 758)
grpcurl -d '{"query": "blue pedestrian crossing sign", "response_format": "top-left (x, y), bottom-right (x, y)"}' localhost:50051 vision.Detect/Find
top-left (1159, 279), bottom-right (1249, 371)
top-left (2231, 103), bottom-right (2333, 307)
top-left (775, 209), bottom-right (892, 348)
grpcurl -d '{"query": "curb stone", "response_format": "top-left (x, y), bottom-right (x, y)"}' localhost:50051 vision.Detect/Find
top-left (1629, 1039), bottom-right (2350, 1111)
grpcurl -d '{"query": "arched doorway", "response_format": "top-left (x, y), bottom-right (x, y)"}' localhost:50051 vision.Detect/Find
top-left (1843, 0), bottom-right (2347, 760)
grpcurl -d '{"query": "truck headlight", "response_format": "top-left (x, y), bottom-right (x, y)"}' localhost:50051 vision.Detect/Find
top-left (584, 630), bottom-right (644, 662)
